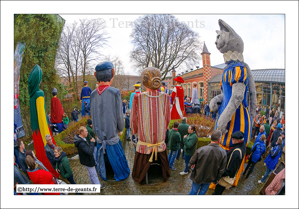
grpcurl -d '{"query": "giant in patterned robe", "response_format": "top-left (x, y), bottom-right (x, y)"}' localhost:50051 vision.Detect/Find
top-left (28, 65), bottom-right (59, 178)
top-left (170, 85), bottom-right (185, 120)
top-left (131, 90), bottom-right (171, 183)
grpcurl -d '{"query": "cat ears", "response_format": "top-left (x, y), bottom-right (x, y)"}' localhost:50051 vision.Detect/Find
top-left (219, 19), bottom-right (232, 33)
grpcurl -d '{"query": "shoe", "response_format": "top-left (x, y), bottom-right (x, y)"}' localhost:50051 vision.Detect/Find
top-left (258, 180), bottom-right (263, 184)
top-left (262, 175), bottom-right (264, 178)
top-left (180, 171), bottom-right (188, 175)
top-left (170, 167), bottom-right (176, 171)
top-left (100, 185), bottom-right (106, 189)
top-left (127, 138), bottom-right (131, 141)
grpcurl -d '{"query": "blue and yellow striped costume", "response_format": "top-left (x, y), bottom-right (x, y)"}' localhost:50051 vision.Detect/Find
top-left (215, 60), bottom-right (252, 150)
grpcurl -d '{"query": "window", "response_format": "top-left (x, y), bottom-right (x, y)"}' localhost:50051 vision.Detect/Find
top-left (198, 82), bottom-right (204, 99)
top-left (187, 83), bottom-right (191, 97)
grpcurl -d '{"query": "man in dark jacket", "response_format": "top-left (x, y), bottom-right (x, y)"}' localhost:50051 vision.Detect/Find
top-left (188, 130), bottom-right (227, 195)
top-left (44, 134), bottom-right (57, 169)
top-left (71, 108), bottom-right (78, 122)
top-left (269, 123), bottom-right (282, 148)
top-left (125, 112), bottom-right (131, 141)
top-left (213, 131), bottom-right (246, 195)
top-left (84, 101), bottom-right (90, 116)
top-left (168, 122), bottom-right (181, 170)
top-left (17, 140), bottom-right (29, 178)
top-left (204, 103), bottom-right (210, 117)
top-left (74, 126), bottom-right (103, 188)
top-left (86, 119), bottom-right (97, 164)
top-left (177, 117), bottom-right (189, 160)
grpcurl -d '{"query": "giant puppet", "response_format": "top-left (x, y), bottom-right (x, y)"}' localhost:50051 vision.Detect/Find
top-left (170, 76), bottom-right (186, 120)
top-left (209, 19), bottom-right (257, 187)
top-left (131, 67), bottom-right (171, 183)
top-left (28, 65), bottom-right (59, 178)
top-left (51, 87), bottom-right (64, 133)
top-left (90, 61), bottom-right (130, 181)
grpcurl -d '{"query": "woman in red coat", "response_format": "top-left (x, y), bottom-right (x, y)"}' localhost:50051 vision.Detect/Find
top-left (266, 120), bottom-right (277, 147)
top-left (25, 155), bottom-right (60, 195)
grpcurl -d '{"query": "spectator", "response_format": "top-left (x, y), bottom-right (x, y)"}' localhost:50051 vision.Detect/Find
top-left (254, 125), bottom-right (267, 145)
top-left (168, 122), bottom-right (181, 171)
top-left (47, 112), bottom-right (53, 133)
top-left (264, 119), bottom-right (271, 138)
top-left (54, 146), bottom-right (76, 184)
top-left (281, 114), bottom-right (285, 125)
top-left (86, 119), bottom-right (97, 164)
top-left (200, 101), bottom-right (205, 114)
top-left (44, 134), bottom-right (57, 169)
top-left (17, 140), bottom-right (29, 178)
top-left (25, 155), bottom-right (60, 195)
top-left (254, 112), bottom-right (262, 137)
top-left (269, 123), bottom-right (282, 148)
top-left (185, 98), bottom-right (193, 114)
top-left (14, 156), bottom-right (29, 185)
top-left (26, 150), bottom-right (49, 171)
top-left (63, 113), bottom-right (69, 129)
top-left (180, 125), bottom-right (198, 175)
top-left (84, 101), bottom-right (90, 116)
top-left (73, 126), bottom-right (103, 188)
top-left (123, 100), bottom-right (127, 118)
top-left (71, 108), bottom-right (78, 122)
top-left (266, 106), bottom-right (270, 118)
top-left (280, 131), bottom-right (285, 150)
top-left (213, 131), bottom-right (246, 195)
top-left (265, 168), bottom-right (285, 195)
top-left (266, 120), bottom-right (277, 147)
top-left (211, 111), bottom-right (217, 120)
top-left (177, 117), bottom-right (189, 160)
top-left (14, 123), bottom-right (19, 166)
top-left (125, 112), bottom-right (131, 141)
top-left (259, 137), bottom-right (283, 184)
top-left (244, 134), bottom-right (266, 179)
top-left (204, 102), bottom-right (210, 117)
top-left (188, 130), bottom-right (227, 195)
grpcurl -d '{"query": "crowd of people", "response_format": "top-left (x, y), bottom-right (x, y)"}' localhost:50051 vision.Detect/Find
top-left (14, 63), bottom-right (285, 196)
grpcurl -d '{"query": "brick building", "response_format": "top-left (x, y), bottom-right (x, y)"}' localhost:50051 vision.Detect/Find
top-left (163, 42), bottom-right (224, 103)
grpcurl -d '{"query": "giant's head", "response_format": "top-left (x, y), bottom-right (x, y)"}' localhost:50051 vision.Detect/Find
top-left (141, 67), bottom-right (162, 90)
top-left (215, 19), bottom-right (244, 55)
top-left (94, 61), bottom-right (115, 84)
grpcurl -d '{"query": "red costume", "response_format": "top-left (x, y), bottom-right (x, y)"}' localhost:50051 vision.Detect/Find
top-left (50, 97), bottom-right (64, 124)
top-left (171, 81), bottom-right (185, 120)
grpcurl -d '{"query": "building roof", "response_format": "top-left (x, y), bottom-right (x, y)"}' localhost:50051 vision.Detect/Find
top-left (209, 69), bottom-right (285, 83)
top-left (202, 42), bottom-right (210, 54)
top-left (211, 63), bottom-right (226, 69)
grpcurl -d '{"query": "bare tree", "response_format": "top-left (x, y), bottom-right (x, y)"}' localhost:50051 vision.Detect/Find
top-left (130, 15), bottom-right (201, 80)
top-left (106, 56), bottom-right (126, 90)
top-left (78, 18), bottom-right (109, 83)
top-left (56, 18), bottom-right (109, 100)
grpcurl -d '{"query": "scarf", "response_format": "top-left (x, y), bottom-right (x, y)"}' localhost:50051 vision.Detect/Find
top-left (53, 151), bottom-right (67, 168)
top-left (97, 85), bottom-right (110, 96)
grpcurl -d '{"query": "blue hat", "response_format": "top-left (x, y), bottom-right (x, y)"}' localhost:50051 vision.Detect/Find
top-left (84, 81), bottom-right (88, 84)
top-left (52, 87), bottom-right (57, 93)
top-left (277, 123), bottom-right (281, 129)
top-left (95, 62), bottom-right (114, 71)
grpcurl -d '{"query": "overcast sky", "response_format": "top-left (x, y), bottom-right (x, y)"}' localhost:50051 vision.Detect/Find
top-left (60, 14), bottom-right (284, 76)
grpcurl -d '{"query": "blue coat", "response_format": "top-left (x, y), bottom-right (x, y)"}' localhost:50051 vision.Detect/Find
top-left (251, 141), bottom-right (266, 163)
top-left (254, 130), bottom-right (267, 146)
top-left (264, 144), bottom-right (282, 170)
top-left (125, 115), bottom-right (130, 129)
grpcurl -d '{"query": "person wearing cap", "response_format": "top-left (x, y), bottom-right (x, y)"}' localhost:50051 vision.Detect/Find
top-left (213, 131), bottom-right (246, 195)
top-left (131, 67), bottom-right (171, 183)
top-left (51, 87), bottom-right (64, 133)
top-left (90, 61), bottom-right (130, 181)
top-left (253, 125), bottom-right (267, 146)
top-left (170, 76), bottom-right (186, 120)
top-left (188, 130), bottom-right (227, 195)
top-left (269, 123), bottom-right (282, 148)
top-left (259, 137), bottom-right (283, 184)
top-left (129, 82), bottom-right (141, 111)
top-left (80, 80), bottom-right (92, 116)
